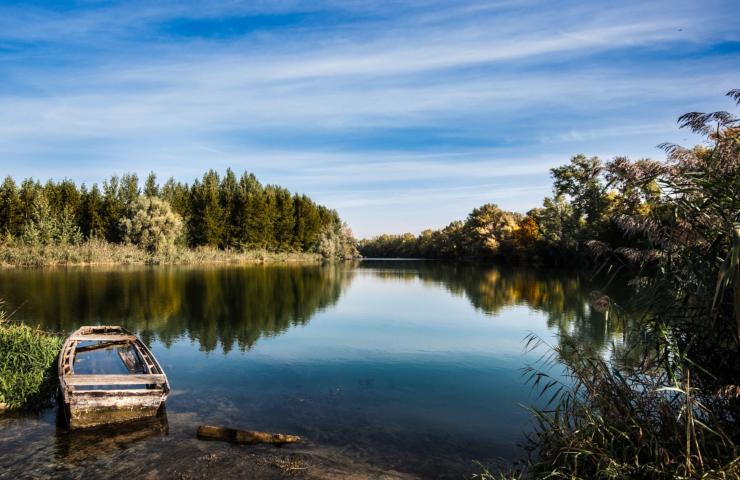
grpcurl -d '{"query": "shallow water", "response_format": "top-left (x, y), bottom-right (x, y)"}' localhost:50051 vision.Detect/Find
top-left (0, 260), bottom-right (620, 478)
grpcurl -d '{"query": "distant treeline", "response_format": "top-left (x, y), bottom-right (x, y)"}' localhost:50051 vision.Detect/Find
top-left (0, 169), bottom-right (352, 254)
top-left (359, 153), bottom-right (665, 266)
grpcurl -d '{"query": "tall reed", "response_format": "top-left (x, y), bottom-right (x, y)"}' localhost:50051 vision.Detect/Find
top-left (0, 303), bottom-right (63, 410)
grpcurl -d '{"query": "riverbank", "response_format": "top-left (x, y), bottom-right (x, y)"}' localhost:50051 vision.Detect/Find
top-left (0, 238), bottom-right (324, 268)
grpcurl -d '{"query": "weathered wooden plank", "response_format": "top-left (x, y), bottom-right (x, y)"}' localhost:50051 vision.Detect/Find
top-left (72, 389), bottom-right (162, 396)
top-left (68, 404), bottom-right (162, 429)
top-left (196, 425), bottom-right (302, 445)
top-left (69, 334), bottom-right (137, 342)
top-left (64, 374), bottom-right (166, 386)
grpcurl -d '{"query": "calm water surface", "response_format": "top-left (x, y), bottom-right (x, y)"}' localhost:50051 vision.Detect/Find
top-left (0, 260), bottom-right (617, 478)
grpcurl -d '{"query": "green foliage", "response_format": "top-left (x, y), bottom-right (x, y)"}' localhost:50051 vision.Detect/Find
top-left (0, 307), bottom-right (63, 410)
top-left (514, 333), bottom-right (738, 480)
top-left (465, 203), bottom-right (522, 258)
top-left (483, 89), bottom-right (740, 480)
top-left (0, 169), bottom-right (354, 257)
top-left (78, 183), bottom-right (105, 239)
top-left (21, 193), bottom-right (82, 246)
top-left (550, 154), bottom-right (609, 232)
top-left (313, 222), bottom-right (359, 260)
top-left (358, 205), bottom-right (523, 260)
top-left (120, 196), bottom-right (183, 254)
top-left (0, 177), bottom-right (23, 237)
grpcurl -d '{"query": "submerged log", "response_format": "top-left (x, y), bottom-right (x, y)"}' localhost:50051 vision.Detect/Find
top-left (196, 425), bottom-right (302, 445)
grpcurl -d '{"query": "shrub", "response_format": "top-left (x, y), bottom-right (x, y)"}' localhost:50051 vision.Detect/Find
top-left (120, 196), bottom-right (183, 254)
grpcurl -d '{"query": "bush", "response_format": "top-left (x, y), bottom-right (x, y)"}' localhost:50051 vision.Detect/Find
top-left (313, 222), bottom-right (359, 260)
top-left (120, 196), bottom-right (183, 254)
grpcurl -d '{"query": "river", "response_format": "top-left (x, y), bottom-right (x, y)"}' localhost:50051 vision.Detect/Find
top-left (0, 260), bottom-right (620, 479)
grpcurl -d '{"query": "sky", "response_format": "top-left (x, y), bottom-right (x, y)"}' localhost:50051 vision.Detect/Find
top-left (0, 1), bottom-right (738, 237)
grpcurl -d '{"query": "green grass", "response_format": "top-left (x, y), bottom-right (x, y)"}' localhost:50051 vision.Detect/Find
top-left (0, 318), bottom-right (63, 410)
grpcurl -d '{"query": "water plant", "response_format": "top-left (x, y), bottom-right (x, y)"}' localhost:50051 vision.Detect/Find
top-left (0, 304), bottom-right (63, 410)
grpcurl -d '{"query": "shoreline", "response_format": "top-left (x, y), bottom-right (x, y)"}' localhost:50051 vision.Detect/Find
top-left (0, 239), bottom-right (327, 269)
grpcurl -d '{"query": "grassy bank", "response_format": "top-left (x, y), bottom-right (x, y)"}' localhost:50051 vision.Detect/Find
top-left (0, 314), bottom-right (62, 410)
top-left (0, 238), bottom-right (324, 268)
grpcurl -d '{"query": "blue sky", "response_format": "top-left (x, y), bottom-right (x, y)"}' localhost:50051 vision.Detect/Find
top-left (0, 1), bottom-right (738, 237)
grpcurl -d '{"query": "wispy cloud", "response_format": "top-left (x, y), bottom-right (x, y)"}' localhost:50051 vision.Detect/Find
top-left (0, 0), bottom-right (738, 237)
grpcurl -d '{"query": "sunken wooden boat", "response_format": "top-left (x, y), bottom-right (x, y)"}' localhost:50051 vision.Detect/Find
top-left (58, 326), bottom-right (170, 429)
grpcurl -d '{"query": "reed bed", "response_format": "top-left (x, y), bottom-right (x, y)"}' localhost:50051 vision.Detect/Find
top-left (475, 333), bottom-right (739, 480)
top-left (0, 238), bottom-right (323, 268)
top-left (0, 309), bottom-right (63, 410)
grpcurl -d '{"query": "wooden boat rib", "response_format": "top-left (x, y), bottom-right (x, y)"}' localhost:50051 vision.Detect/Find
top-left (58, 326), bottom-right (170, 429)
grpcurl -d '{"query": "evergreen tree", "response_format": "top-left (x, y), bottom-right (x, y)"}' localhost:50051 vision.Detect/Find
top-left (220, 169), bottom-right (240, 248)
top-left (160, 177), bottom-right (190, 219)
top-left (0, 176), bottom-right (22, 237)
top-left (261, 186), bottom-right (278, 249)
top-left (0, 169), bottom-right (348, 253)
top-left (144, 172), bottom-right (159, 197)
top-left (119, 173), bottom-right (140, 210)
top-left (188, 170), bottom-right (225, 247)
top-left (102, 176), bottom-right (122, 242)
top-left (78, 184), bottom-right (106, 239)
top-left (298, 195), bottom-right (321, 250)
top-left (18, 178), bottom-right (42, 228)
top-left (273, 187), bottom-right (295, 251)
top-left (238, 172), bottom-right (266, 249)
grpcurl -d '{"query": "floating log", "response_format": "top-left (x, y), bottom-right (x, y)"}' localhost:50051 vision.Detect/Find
top-left (196, 425), bottom-right (302, 445)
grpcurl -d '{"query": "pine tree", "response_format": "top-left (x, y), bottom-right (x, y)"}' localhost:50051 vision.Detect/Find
top-left (238, 172), bottom-right (264, 249)
top-left (119, 173), bottom-right (140, 210)
top-left (0, 170), bottom-right (345, 253)
top-left (144, 172), bottom-right (159, 197)
top-left (188, 171), bottom-right (225, 247)
top-left (102, 176), bottom-right (122, 242)
top-left (220, 169), bottom-right (239, 248)
top-left (261, 186), bottom-right (278, 249)
top-left (0, 176), bottom-right (22, 237)
top-left (161, 177), bottom-right (190, 218)
top-left (273, 187), bottom-right (295, 251)
top-left (18, 179), bottom-right (42, 228)
top-left (79, 184), bottom-right (105, 239)
top-left (299, 195), bottom-right (321, 250)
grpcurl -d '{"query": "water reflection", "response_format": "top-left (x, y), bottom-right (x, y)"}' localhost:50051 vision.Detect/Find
top-left (0, 261), bottom-right (627, 478)
top-left (360, 260), bottom-right (625, 350)
top-left (54, 410), bottom-right (169, 466)
top-left (1, 264), bottom-right (354, 353)
top-left (0, 261), bottom-right (623, 353)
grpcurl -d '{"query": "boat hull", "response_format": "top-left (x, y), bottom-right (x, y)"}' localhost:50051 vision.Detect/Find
top-left (64, 389), bottom-right (166, 429)
top-left (58, 326), bottom-right (170, 430)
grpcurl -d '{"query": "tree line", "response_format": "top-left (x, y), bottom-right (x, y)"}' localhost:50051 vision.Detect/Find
top-left (359, 145), bottom-right (730, 269)
top-left (358, 152), bottom-right (649, 265)
top-left (0, 168), bottom-right (356, 257)
top-left (464, 91), bottom-right (737, 478)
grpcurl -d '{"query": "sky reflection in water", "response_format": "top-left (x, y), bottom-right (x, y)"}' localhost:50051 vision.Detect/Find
top-left (0, 260), bottom-right (617, 478)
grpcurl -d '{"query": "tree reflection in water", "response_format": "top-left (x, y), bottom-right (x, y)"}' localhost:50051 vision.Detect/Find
top-left (361, 260), bottom-right (630, 351)
top-left (0, 264), bottom-right (354, 353)
top-left (0, 261), bottom-right (625, 353)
